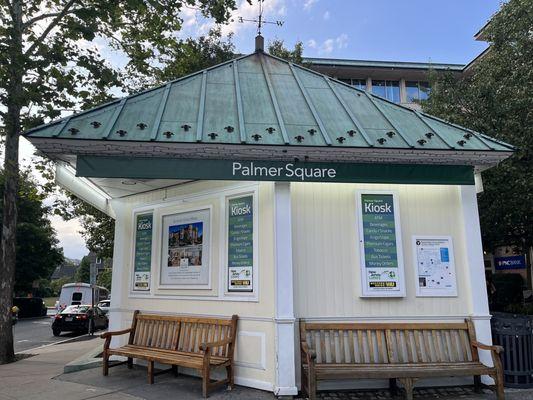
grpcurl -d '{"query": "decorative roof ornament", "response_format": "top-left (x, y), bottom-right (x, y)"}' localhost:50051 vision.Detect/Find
top-left (238, 0), bottom-right (284, 52)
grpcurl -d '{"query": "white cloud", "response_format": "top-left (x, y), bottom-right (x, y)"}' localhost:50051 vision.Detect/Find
top-left (185, 0), bottom-right (287, 38)
top-left (303, 0), bottom-right (318, 11)
top-left (321, 38), bottom-right (334, 55)
top-left (323, 11), bottom-right (330, 20)
top-left (315, 34), bottom-right (349, 55)
top-left (335, 33), bottom-right (348, 49)
top-left (50, 215), bottom-right (88, 260)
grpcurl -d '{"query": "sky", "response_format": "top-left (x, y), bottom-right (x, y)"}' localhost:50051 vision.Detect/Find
top-left (20, 0), bottom-right (503, 260)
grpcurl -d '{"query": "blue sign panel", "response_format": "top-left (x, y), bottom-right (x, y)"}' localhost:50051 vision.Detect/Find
top-left (494, 255), bottom-right (527, 270)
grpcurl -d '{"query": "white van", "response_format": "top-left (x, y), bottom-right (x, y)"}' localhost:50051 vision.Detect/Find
top-left (57, 283), bottom-right (109, 311)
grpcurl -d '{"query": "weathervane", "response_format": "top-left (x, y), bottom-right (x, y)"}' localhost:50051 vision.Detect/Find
top-left (238, 0), bottom-right (284, 35)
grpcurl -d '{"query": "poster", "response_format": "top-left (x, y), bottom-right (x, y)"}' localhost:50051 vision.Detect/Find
top-left (133, 213), bottom-right (153, 291)
top-left (227, 196), bottom-right (254, 292)
top-left (160, 208), bottom-right (210, 287)
top-left (414, 236), bottom-right (457, 296)
top-left (357, 191), bottom-right (405, 297)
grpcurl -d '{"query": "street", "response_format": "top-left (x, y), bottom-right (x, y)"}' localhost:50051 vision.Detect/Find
top-left (13, 313), bottom-right (81, 353)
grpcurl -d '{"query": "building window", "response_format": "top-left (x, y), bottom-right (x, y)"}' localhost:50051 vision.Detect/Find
top-left (338, 78), bottom-right (366, 90)
top-left (406, 81), bottom-right (430, 102)
top-left (372, 80), bottom-right (400, 102)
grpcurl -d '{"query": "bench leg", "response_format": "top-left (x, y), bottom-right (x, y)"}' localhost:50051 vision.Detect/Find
top-left (102, 351), bottom-right (109, 376)
top-left (147, 361), bottom-right (154, 384)
top-left (305, 365), bottom-right (316, 400)
top-left (474, 375), bottom-right (482, 393)
top-left (202, 365), bottom-right (210, 398)
top-left (398, 378), bottom-right (416, 400)
top-left (226, 365), bottom-right (234, 390)
top-left (389, 378), bottom-right (399, 396)
top-left (492, 373), bottom-right (505, 400)
top-left (127, 357), bottom-right (133, 369)
top-left (172, 365), bottom-right (178, 377)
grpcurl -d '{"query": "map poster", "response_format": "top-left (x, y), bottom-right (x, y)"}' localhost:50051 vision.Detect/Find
top-left (227, 196), bottom-right (254, 292)
top-left (357, 191), bottom-right (405, 297)
top-left (160, 208), bottom-right (210, 287)
top-left (414, 236), bottom-right (457, 297)
top-left (133, 213), bottom-right (153, 291)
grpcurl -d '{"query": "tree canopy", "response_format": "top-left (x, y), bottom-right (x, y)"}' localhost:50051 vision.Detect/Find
top-left (423, 0), bottom-right (532, 251)
top-left (0, 0), bottom-right (239, 363)
top-left (268, 39), bottom-right (304, 64)
top-left (0, 170), bottom-right (63, 294)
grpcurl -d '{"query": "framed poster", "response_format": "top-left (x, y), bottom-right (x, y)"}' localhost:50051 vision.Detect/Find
top-left (413, 236), bottom-right (457, 297)
top-left (160, 208), bottom-right (211, 288)
top-left (227, 195), bottom-right (254, 292)
top-left (357, 190), bottom-right (406, 297)
top-left (133, 213), bottom-right (153, 291)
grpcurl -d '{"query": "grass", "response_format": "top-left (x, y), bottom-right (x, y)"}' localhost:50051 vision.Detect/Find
top-left (43, 297), bottom-right (58, 307)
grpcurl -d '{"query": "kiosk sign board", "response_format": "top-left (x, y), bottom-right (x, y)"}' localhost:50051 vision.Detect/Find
top-left (133, 213), bottom-right (153, 291)
top-left (413, 236), bottom-right (457, 297)
top-left (227, 196), bottom-right (254, 292)
top-left (357, 191), bottom-right (405, 297)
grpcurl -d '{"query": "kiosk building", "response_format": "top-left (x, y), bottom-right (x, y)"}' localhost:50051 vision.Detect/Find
top-left (24, 39), bottom-right (514, 395)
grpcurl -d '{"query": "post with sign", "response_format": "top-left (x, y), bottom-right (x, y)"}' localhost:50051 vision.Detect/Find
top-left (89, 263), bottom-right (97, 335)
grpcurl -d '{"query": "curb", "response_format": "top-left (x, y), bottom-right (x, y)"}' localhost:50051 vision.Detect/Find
top-left (19, 332), bottom-right (99, 354)
top-left (64, 343), bottom-right (103, 373)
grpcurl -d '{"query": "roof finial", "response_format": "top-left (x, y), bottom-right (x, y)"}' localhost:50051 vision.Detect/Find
top-left (238, 0), bottom-right (284, 52)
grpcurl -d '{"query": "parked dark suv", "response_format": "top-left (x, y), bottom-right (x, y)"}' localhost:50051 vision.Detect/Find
top-left (12, 297), bottom-right (47, 318)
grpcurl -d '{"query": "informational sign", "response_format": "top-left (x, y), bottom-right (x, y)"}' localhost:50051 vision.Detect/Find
top-left (78, 156), bottom-right (475, 185)
top-left (494, 255), bottom-right (527, 270)
top-left (413, 236), bottom-right (457, 297)
top-left (357, 191), bottom-right (405, 297)
top-left (133, 213), bottom-right (153, 291)
top-left (227, 196), bottom-right (254, 292)
top-left (160, 208), bottom-right (210, 287)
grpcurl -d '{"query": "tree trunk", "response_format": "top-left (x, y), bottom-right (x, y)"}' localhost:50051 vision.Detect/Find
top-left (0, 0), bottom-right (23, 364)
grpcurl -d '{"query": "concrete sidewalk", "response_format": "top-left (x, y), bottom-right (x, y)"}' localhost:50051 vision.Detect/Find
top-left (2, 337), bottom-right (533, 399)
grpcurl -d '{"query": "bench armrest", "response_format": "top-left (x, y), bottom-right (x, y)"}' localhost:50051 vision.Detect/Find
top-left (101, 328), bottom-right (132, 350)
top-left (301, 342), bottom-right (316, 360)
top-left (471, 341), bottom-right (504, 354)
top-left (100, 328), bottom-right (132, 339)
top-left (199, 337), bottom-right (233, 352)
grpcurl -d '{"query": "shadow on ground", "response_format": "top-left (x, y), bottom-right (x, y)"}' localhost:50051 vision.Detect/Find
top-left (58, 365), bottom-right (526, 400)
top-left (57, 365), bottom-right (275, 400)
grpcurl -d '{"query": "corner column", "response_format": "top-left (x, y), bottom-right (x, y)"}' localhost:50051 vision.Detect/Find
top-left (274, 182), bottom-right (298, 396)
top-left (108, 199), bottom-right (129, 348)
top-left (460, 185), bottom-right (494, 384)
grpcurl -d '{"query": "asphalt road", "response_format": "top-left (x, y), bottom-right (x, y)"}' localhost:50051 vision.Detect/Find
top-left (13, 312), bottom-right (82, 353)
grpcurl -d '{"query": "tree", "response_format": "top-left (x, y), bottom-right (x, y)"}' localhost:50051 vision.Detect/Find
top-left (423, 0), bottom-right (533, 252)
top-left (75, 256), bottom-right (90, 283)
top-left (0, 170), bottom-right (63, 295)
top-left (268, 39), bottom-right (304, 64)
top-left (0, 0), bottom-right (238, 364)
top-left (97, 269), bottom-right (112, 291)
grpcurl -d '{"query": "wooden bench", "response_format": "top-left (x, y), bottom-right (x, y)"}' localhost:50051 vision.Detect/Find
top-left (300, 319), bottom-right (504, 400)
top-left (101, 311), bottom-right (238, 398)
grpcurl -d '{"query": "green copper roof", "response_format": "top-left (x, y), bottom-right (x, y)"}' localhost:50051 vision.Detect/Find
top-left (24, 51), bottom-right (514, 153)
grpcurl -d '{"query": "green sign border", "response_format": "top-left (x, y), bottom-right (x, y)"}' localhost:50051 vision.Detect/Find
top-left (77, 156), bottom-right (474, 185)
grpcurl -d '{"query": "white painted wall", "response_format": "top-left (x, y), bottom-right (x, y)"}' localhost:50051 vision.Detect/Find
top-left (108, 180), bottom-right (278, 390)
top-left (107, 179), bottom-right (492, 393)
top-left (291, 182), bottom-right (487, 320)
